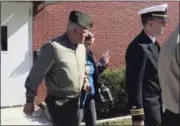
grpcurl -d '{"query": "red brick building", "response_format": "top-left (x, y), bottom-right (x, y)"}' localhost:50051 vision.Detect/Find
top-left (33, 1), bottom-right (179, 104)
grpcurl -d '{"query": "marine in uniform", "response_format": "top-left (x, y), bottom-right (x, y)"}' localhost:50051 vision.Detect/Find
top-left (23, 10), bottom-right (93, 126)
top-left (125, 4), bottom-right (168, 126)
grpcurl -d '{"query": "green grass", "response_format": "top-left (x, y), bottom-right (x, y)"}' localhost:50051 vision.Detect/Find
top-left (97, 118), bottom-right (132, 126)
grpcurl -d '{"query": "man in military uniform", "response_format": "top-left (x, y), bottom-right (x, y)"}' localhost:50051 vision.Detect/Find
top-left (125, 4), bottom-right (168, 126)
top-left (158, 24), bottom-right (180, 126)
top-left (23, 10), bottom-right (93, 126)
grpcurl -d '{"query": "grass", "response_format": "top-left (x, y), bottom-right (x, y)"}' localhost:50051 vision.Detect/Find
top-left (97, 118), bottom-right (132, 126)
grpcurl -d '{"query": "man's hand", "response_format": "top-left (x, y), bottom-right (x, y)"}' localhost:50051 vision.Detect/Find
top-left (23, 102), bottom-right (34, 115)
top-left (133, 120), bottom-right (144, 126)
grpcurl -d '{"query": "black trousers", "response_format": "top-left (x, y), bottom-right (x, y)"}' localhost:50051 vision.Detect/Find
top-left (77, 92), bottom-right (97, 126)
top-left (162, 109), bottom-right (180, 126)
top-left (45, 95), bottom-right (79, 126)
top-left (143, 96), bottom-right (163, 126)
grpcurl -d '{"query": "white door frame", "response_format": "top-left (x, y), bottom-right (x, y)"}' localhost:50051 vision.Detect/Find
top-left (1, 1), bottom-right (33, 107)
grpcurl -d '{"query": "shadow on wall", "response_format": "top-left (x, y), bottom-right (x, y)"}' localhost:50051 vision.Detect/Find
top-left (10, 52), bottom-right (31, 77)
top-left (1, 2), bottom-right (33, 78)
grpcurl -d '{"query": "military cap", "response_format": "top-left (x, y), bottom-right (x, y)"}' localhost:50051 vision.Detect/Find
top-left (137, 4), bottom-right (168, 19)
top-left (69, 10), bottom-right (93, 29)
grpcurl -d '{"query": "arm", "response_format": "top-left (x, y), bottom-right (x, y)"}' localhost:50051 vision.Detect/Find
top-left (25, 43), bottom-right (55, 103)
top-left (125, 44), bottom-right (147, 121)
top-left (88, 51), bottom-right (107, 75)
top-left (97, 50), bottom-right (110, 74)
top-left (96, 63), bottom-right (107, 75)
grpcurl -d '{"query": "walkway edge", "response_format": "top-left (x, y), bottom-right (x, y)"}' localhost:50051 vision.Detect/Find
top-left (80, 115), bottom-right (131, 125)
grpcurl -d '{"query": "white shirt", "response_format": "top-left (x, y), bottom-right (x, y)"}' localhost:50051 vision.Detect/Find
top-left (147, 34), bottom-right (156, 43)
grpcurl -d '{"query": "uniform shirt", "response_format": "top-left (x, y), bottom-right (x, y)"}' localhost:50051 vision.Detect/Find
top-left (158, 24), bottom-right (180, 114)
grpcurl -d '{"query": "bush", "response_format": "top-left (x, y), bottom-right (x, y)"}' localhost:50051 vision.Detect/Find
top-left (96, 67), bottom-right (129, 119)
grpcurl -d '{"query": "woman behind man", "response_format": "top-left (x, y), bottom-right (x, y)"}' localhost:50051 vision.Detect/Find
top-left (78, 32), bottom-right (110, 126)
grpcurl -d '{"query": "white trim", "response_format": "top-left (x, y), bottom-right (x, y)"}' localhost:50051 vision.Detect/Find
top-left (28, 1), bottom-right (33, 66)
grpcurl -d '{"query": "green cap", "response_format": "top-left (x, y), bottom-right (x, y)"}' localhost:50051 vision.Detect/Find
top-left (69, 10), bottom-right (93, 29)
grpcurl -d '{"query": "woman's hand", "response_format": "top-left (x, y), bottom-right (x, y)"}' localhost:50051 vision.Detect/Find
top-left (83, 77), bottom-right (91, 93)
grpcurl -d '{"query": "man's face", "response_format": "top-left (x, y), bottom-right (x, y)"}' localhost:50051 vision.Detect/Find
top-left (75, 27), bottom-right (89, 44)
top-left (150, 17), bottom-right (168, 35)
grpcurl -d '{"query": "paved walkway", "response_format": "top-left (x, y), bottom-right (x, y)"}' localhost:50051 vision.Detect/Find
top-left (1, 106), bottom-right (51, 125)
top-left (1, 106), bottom-right (131, 125)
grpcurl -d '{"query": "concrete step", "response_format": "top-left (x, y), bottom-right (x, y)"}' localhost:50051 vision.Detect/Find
top-left (1, 106), bottom-right (51, 125)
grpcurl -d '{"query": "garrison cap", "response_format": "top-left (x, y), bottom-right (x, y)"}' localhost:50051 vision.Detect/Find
top-left (69, 10), bottom-right (93, 29)
top-left (137, 4), bottom-right (168, 19)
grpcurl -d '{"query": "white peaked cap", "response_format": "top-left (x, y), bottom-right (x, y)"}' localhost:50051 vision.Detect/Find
top-left (137, 4), bottom-right (168, 18)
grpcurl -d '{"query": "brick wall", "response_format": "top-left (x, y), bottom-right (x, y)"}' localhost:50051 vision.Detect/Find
top-left (33, 1), bottom-right (179, 104)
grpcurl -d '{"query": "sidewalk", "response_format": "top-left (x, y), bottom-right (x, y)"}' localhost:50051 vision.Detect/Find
top-left (1, 106), bottom-right (131, 125)
top-left (1, 106), bottom-right (51, 125)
